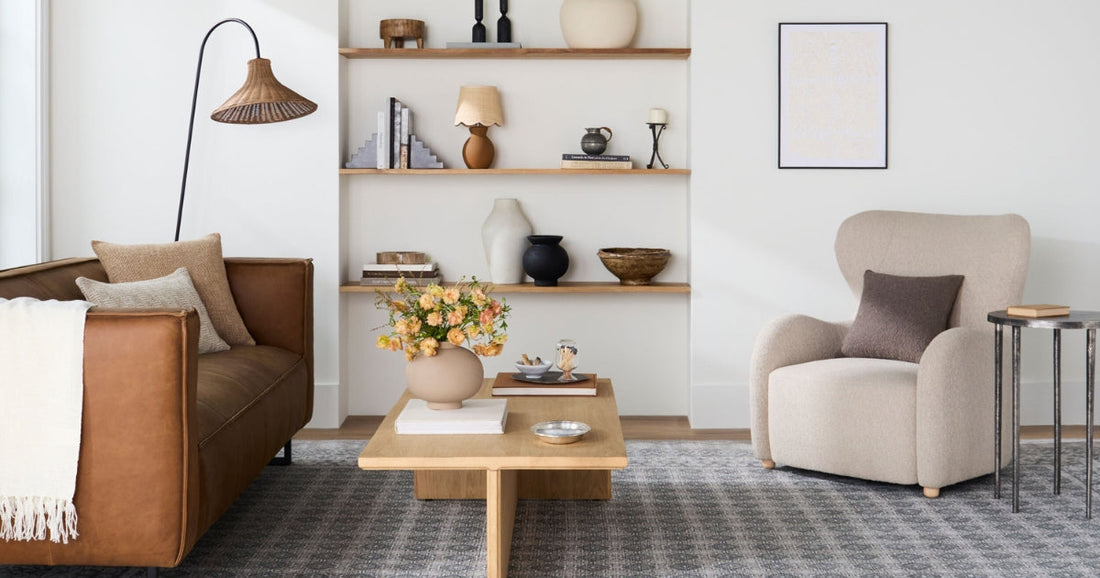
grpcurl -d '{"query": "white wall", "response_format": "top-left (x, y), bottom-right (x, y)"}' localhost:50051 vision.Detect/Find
top-left (340, 0), bottom-right (692, 417)
top-left (692, 1), bottom-right (1100, 427)
top-left (48, 0), bottom-right (341, 426)
top-left (0, 0), bottom-right (45, 268)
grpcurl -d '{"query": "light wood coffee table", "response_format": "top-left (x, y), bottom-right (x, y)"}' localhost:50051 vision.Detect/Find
top-left (358, 377), bottom-right (628, 578)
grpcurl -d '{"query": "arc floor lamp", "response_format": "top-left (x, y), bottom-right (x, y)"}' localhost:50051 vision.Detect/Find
top-left (174, 18), bottom-right (317, 241)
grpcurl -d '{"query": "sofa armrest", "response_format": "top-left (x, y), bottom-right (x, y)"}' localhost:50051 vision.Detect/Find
top-left (0, 308), bottom-right (202, 567)
top-left (749, 314), bottom-right (848, 461)
top-left (916, 326), bottom-right (999, 490)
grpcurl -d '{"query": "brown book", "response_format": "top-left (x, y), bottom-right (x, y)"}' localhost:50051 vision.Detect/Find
top-left (1006, 304), bottom-right (1070, 318)
top-left (490, 371), bottom-right (597, 396)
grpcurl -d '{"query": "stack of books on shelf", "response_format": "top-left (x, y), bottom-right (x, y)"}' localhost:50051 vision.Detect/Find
top-left (560, 153), bottom-right (632, 170)
top-left (360, 262), bottom-right (441, 286)
top-left (394, 398), bottom-right (508, 434)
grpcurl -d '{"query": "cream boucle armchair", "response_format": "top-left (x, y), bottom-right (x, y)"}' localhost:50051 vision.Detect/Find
top-left (750, 211), bottom-right (1030, 497)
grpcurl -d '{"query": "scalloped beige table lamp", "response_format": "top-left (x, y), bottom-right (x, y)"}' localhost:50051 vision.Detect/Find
top-left (454, 86), bottom-right (503, 169)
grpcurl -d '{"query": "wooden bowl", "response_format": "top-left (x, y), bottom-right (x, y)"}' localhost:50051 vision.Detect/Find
top-left (597, 248), bottom-right (671, 285)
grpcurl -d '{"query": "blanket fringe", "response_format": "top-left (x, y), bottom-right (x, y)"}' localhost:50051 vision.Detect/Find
top-left (0, 496), bottom-right (79, 543)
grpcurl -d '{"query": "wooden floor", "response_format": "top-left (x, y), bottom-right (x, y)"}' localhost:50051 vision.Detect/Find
top-left (295, 417), bottom-right (1084, 442)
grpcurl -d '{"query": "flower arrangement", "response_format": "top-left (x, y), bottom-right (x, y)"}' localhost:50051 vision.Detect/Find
top-left (375, 278), bottom-right (510, 360)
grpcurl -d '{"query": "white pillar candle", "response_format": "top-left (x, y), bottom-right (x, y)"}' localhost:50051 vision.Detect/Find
top-left (648, 108), bottom-right (669, 124)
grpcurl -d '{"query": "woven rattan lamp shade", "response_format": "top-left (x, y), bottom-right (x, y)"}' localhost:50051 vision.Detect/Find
top-left (211, 58), bottom-right (317, 124)
top-left (454, 86), bottom-right (503, 127)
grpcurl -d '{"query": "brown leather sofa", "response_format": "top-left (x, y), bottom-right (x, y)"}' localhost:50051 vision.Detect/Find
top-left (0, 256), bottom-right (313, 573)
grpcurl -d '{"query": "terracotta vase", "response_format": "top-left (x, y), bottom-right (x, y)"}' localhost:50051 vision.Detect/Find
top-left (481, 198), bottom-right (533, 284)
top-left (405, 342), bottom-right (485, 410)
top-left (559, 0), bottom-right (638, 49)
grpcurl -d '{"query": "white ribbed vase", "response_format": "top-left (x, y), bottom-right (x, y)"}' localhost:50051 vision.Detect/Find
top-left (560, 0), bottom-right (638, 49)
top-left (481, 198), bottom-right (533, 284)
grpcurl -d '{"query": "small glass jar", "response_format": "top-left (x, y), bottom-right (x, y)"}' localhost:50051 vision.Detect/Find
top-left (556, 339), bottom-right (579, 381)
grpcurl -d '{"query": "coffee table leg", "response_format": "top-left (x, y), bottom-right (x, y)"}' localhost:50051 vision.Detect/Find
top-left (1013, 325), bottom-right (1021, 513)
top-left (995, 324), bottom-right (1003, 499)
top-left (487, 468), bottom-right (517, 578)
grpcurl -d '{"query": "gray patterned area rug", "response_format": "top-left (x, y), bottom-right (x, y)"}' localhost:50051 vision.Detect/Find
top-left (4, 440), bottom-right (1100, 577)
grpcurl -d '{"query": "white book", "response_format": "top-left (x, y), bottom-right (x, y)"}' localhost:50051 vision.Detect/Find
top-left (362, 262), bottom-right (437, 272)
top-left (394, 398), bottom-right (507, 435)
top-left (376, 111), bottom-right (387, 169)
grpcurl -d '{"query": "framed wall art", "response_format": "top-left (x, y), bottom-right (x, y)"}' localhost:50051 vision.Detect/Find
top-left (778, 22), bottom-right (888, 169)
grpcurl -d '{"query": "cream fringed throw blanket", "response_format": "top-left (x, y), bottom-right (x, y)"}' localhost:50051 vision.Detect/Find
top-left (0, 297), bottom-right (92, 544)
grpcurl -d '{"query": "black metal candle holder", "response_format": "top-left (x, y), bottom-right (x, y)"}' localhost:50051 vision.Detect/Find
top-left (498, 0), bottom-right (512, 43)
top-left (472, 0), bottom-right (486, 43)
top-left (646, 122), bottom-right (669, 169)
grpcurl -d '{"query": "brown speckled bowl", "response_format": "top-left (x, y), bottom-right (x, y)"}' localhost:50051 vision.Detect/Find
top-left (597, 248), bottom-right (671, 285)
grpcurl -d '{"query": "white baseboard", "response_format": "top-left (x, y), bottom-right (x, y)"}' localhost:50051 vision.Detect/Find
top-left (690, 383), bottom-right (749, 429)
top-left (305, 382), bottom-right (344, 429)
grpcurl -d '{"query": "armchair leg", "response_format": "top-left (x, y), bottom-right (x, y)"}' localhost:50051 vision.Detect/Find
top-left (761, 459), bottom-right (776, 469)
top-left (147, 567), bottom-right (159, 578)
top-left (268, 440), bottom-right (292, 466)
top-left (922, 487), bottom-right (940, 498)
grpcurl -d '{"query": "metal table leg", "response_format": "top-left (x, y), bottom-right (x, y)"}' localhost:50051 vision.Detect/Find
top-left (1012, 325), bottom-right (1021, 513)
top-left (995, 324), bottom-right (1003, 499)
top-left (1054, 329), bottom-right (1062, 495)
top-left (1087, 329), bottom-right (1096, 519)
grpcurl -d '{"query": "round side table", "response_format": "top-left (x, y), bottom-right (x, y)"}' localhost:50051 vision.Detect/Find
top-left (988, 310), bottom-right (1100, 518)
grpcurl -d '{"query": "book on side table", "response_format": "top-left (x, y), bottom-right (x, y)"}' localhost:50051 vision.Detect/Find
top-left (491, 372), bottom-right (598, 396)
top-left (394, 398), bottom-right (507, 434)
top-left (1006, 304), bottom-right (1071, 318)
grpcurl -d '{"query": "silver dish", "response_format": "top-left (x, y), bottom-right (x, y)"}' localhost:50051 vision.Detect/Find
top-left (531, 420), bottom-right (591, 444)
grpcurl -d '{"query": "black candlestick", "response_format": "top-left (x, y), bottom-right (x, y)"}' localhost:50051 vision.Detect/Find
top-left (472, 0), bottom-right (486, 43)
top-left (497, 0), bottom-right (512, 43)
top-left (646, 123), bottom-right (669, 169)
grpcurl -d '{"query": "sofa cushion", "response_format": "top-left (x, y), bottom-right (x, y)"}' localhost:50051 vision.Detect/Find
top-left (77, 268), bottom-right (230, 354)
top-left (841, 270), bottom-right (964, 363)
top-left (195, 345), bottom-right (304, 446)
top-left (768, 356), bottom-right (920, 484)
top-left (92, 233), bottom-right (255, 346)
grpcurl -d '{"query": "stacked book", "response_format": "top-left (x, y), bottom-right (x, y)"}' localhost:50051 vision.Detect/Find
top-left (394, 398), bottom-right (508, 434)
top-left (490, 372), bottom-right (598, 396)
top-left (560, 153), bottom-right (632, 169)
top-left (360, 262), bottom-right (441, 286)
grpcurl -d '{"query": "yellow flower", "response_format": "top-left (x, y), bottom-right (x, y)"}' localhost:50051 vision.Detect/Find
top-left (447, 327), bottom-right (466, 346)
top-left (418, 293), bottom-right (437, 310)
top-left (491, 334), bottom-right (508, 345)
top-left (467, 324), bottom-right (481, 338)
top-left (428, 284), bottom-right (444, 298)
top-left (426, 311), bottom-right (443, 327)
top-left (376, 335), bottom-right (390, 349)
top-left (394, 278), bottom-right (409, 292)
top-left (442, 287), bottom-right (460, 305)
top-left (471, 287), bottom-right (487, 307)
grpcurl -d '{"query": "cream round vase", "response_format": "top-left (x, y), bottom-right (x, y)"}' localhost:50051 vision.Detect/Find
top-left (559, 0), bottom-right (639, 49)
top-left (405, 342), bottom-right (485, 410)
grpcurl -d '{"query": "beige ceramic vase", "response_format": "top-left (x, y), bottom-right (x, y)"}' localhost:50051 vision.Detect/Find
top-left (560, 0), bottom-right (638, 49)
top-left (405, 342), bottom-right (485, 410)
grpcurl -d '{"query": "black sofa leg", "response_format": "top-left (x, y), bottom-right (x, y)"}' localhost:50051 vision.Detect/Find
top-left (147, 567), bottom-right (159, 578)
top-left (268, 440), bottom-right (292, 466)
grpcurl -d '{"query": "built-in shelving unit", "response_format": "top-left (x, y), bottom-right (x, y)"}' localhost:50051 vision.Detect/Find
top-left (339, 47), bottom-right (690, 60)
top-left (341, 281), bottom-right (690, 294)
top-left (339, 168), bottom-right (690, 175)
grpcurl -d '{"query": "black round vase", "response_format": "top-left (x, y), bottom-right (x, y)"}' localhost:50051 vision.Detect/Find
top-left (522, 235), bottom-right (569, 286)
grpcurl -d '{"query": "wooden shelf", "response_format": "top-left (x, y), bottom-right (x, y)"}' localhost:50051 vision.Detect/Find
top-left (341, 282), bottom-right (690, 294)
top-left (339, 47), bottom-right (690, 60)
top-left (339, 168), bottom-right (690, 176)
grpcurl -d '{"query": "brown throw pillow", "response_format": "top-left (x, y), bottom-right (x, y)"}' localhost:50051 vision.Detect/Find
top-left (92, 233), bottom-right (255, 345)
top-left (76, 268), bottom-right (231, 354)
top-left (841, 270), bottom-right (964, 363)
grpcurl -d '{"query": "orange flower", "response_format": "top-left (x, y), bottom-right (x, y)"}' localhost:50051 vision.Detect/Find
top-left (479, 309), bottom-right (496, 326)
top-left (388, 336), bottom-right (403, 351)
top-left (426, 311), bottom-right (443, 327)
top-left (394, 319), bottom-right (412, 336)
top-left (420, 337), bottom-right (439, 357)
top-left (447, 309), bottom-right (464, 325)
top-left (471, 287), bottom-right (487, 307)
top-left (390, 300), bottom-right (409, 312)
top-left (442, 287), bottom-right (460, 305)
top-left (418, 293), bottom-right (437, 310)
top-left (447, 327), bottom-right (466, 346)
top-left (404, 344), bottom-right (419, 361)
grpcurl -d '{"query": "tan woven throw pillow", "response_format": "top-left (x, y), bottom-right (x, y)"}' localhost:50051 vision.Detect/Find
top-left (77, 267), bottom-right (231, 354)
top-left (92, 233), bottom-right (255, 345)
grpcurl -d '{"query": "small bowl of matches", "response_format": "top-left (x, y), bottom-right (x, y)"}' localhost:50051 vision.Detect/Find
top-left (515, 354), bottom-right (553, 379)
